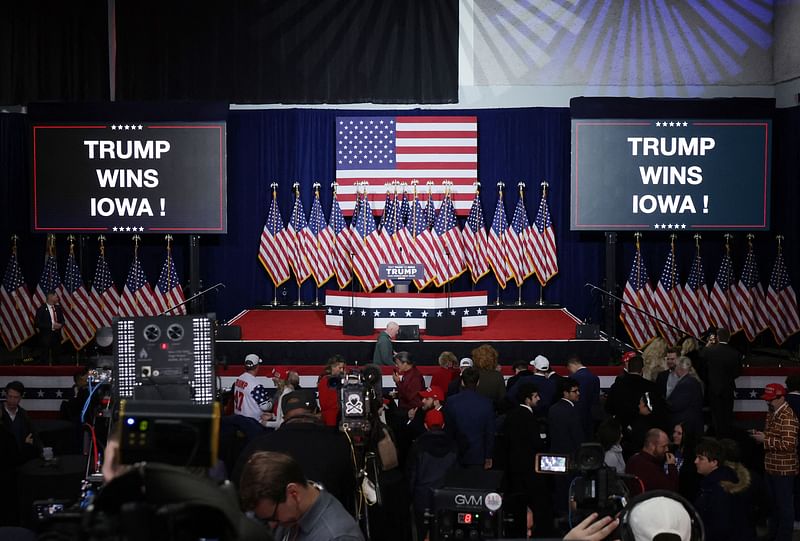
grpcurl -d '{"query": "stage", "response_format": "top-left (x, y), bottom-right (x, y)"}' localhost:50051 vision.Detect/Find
top-left (218, 307), bottom-right (613, 366)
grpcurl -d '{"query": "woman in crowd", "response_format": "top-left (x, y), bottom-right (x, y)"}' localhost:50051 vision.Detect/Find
top-left (597, 418), bottom-right (626, 474)
top-left (471, 344), bottom-right (505, 407)
top-left (317, 354), bottom-right (346, 427)
top-left (430, 351), bottom-right (459, 395)
top-left (671, 421), bottom-right (701, 500)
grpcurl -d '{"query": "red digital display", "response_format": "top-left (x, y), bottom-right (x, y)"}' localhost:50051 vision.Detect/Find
top-left (457, 513), bottom-right (472, 524)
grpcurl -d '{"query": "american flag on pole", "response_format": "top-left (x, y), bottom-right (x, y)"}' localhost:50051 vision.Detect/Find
top-left (90, 245), bottom-right (119, 328)
top-left (765, 243), bottom-right (800, 345)
top-left (652, 244), bottom-right (684, 345)
top-left (62, 248), bottom-right (101, 349)
top-left (119, 249), bottom-right (157, 317)
top-left (487, 186), bottom-right (512, 287)
top-left (350, 191), bottom-right (386, 292)
top-left (378, 189), bottom-right (402, 265)
top-left (34, 243), bottom-right (67, 341)
top-left (0, 247), bottom-right (36, 350)
top-left (620, 241), bottom-right (658, 349)
top-left (286, 187), bottom-right (313, 284)
top-left (462, 188), bottom-right (490, 283)
top-left (707, 249), bottom-right (738, 332)
top-left (432, 189), bottom-right (465, 286)
top-left (329, 188), bottom-right (353, 289)
top-left (154, 244), bottom-right (186, 316)
top-left (406, 190), bottom-right (438, 289)
top-left (308, 187), bottom-right (335, 287)
top-left (680, 246), bottom-right (711, 339)
top-left (258, 186), bottom-right (292, 287)
top-left (398, 188), bottom-right (411, 226)
top-left (507, 187), bottom-right (534, 286)
top-left (334, 116), bottom-right (478, 215)
top-left (424, 187), bottom-right (437, 229)
top-left (731, 244), bottom-right (769, 341)
top-left (530, 183), bottom-right (559, 286)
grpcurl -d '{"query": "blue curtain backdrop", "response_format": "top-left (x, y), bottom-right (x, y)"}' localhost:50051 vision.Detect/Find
top-left (1, 105), bottom-right (799, 349)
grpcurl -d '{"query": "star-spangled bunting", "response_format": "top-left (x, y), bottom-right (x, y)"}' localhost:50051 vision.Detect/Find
top-left (307, 188), bottom-right (335, 287)
top-left (0, 248), bottom-right (36, 350)
top-left (530, 184), bottom-right (558, 286)
top-left (487, 188), bottom-right (512, 287)
top-left (652, 244), bottom-right (684, 345)
top-left (90, 246), bottom-right (120, 328)
top-left (328, 189), bottom-right (353, 289)
top-left (766, 245), bottom-right (800, 345)
top-left (62, 248), bottom-right (101, 349)
top-left (154, 245), bottom-right (186, 316)
top-left (680, 246), bottom-right (711, 339)
top-left (731, 243), bottom-right (769, 341)
top-left (620, 242), bottom-right (658, 349)
top-left (334, 116), bottom-right (478, 215)
top-left (708, 248), bottom-right (738, 332)
top-left (286, 188), bottom-right (313, 284)
top-left (462, 189), bottom-right (490, 283)
top-left (432, 190), bottom-right (465, 286)
top-left (258, 187), bottom-right (291, 287)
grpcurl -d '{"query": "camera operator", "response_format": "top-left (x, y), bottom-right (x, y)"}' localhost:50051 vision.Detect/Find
top-left (626, 428), bottom-right (679, 494)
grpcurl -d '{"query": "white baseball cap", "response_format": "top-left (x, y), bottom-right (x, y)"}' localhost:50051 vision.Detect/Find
top-left (531, 355), bottom-right (549, 371)
top-left (628, 496), bottom-right (693, 541)
top-left (244, 353), bottom-right (262, 369)
top-left (459, 357), bottom-right (473, 368)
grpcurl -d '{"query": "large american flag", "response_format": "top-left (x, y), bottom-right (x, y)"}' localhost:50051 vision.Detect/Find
top-left (286, 189), bottom-right (313, 284)
top-left (432, 192), bottom-right (465, 286)
top-left (328, 191), bottom-right (353, 289)
top-left (620, 247), bottom-right (658, 349)
top-left (487, 191), bottom-right (512, 287)
top-left (308, 191), bottom-right (335, 287)
top-left (708, 252), bottom-right (738, 332)
top-left (90, 250), bottom-right (119, 328)
top-left (258, 191), bottom-right (291, 287)
top-left (462, 190), bottom-right (490, 283)
top-left (0, 251), bottom-right (36, 350)
top-left (681, 250), bottom-right (711, 339)
top-left (530, 186), bottom-right (558, 286)
top-left (766, 249), bottom-right (800, 345)
top-left (62, 251), bottom-right (100, 349)
top-left (119, 255), bottom-right (157, 317)
top-left (731, 246), bottom-right (769, 341)
top-left (508, 192), bottom-right (533, 286)
top-left (652, 247), bottom-right (684, 345)
top-left (350, 193), bottom-right (386, 292)
top-left (154, 249), bottom-right (186, 315)
top-left (334, 116), bottom-right (478, 215)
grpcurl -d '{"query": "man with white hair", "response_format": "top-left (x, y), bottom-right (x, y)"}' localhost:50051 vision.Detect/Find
top-left (373, 321), bottom-right (399, 366)
top-left (667, 356), bottom-right (704, 435)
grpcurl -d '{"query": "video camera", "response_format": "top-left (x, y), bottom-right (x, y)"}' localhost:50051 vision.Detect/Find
top-left (338, 364), bottom-right (382, 445)
top-left (536, 443), bottom-right (630, 524)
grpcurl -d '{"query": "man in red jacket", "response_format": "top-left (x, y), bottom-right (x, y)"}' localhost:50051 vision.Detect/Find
top-left (625, 428), bottom-right (679, 494)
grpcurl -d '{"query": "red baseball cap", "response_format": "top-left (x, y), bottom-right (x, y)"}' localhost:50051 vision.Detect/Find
top-left (762, 383), bottom-right (787, 401)
top-left (270, 368), bottom-right (286, 380)
top-left (419, 386), bottom-right (444, 401)
top-left (424, 409), bottom-right (445, 429)
top-left (621, 351), bottom-right (638, 363)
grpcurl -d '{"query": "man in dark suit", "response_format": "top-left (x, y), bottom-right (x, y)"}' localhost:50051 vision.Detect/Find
top-left (605, 355), bottom-right (660, 430)
top-left (655, 346), bottom-right (681, 399)
top-left (444, 367), bottom-right (495, 469)
top-left (549, 377), bottom-right (586, 521)
top-left (503, 383), bottom-right (555, 537)
top-left (35, 290), bottom-right (64, 363)
top-left (566, 356), bottom-right (600, 439)
top-left (667, 357), bottom-right (704, 436)
top-left (699, 327), bottom-right (742, 436)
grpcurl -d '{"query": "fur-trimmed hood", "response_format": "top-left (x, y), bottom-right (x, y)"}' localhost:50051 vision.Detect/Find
top-left (719, 461), bottom-right (752, 495)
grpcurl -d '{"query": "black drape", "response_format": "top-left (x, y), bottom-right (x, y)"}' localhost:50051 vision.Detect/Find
top-left (0, 0), bottom-right (109, 105)
top-left (114, 0), bottom-right (458, 104)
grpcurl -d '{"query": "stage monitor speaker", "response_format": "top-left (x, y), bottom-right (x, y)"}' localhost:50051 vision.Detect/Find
top-left (576, 323), bottom-right (600, 339)
top-left (397, 325), bottom-right (420, 341)
top-left (343, 315), bottom-right (374, 336)
top-left (426, 316), bottom-right (462, 336)
top-left (215, 325), bottom-right (241, 340)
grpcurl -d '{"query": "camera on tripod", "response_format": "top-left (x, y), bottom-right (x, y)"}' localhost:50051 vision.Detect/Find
top-left (536, 443), bottom-right (630, 523)
top-left (338, 364), bottom-right (382, 445)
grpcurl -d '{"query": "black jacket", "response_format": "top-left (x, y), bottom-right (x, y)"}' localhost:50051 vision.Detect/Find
top-left (694, 463), bottom-right (757, 541)
top-left (548, 399), bottom-right (585, 455)
top-left (503, 404), bottom-right (547, 472)
top-left (35, 302), bottom-right (64, 331)
top-left (605, 373), bottom-right (660, 429)
top-left (668, 375), bottom-right (704, 435)
top-left (700, 343), bottom-right (741, 397)
top-left (407, 429), bottom-right (459, 511)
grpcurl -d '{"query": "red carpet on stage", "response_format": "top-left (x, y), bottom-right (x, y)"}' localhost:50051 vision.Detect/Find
top-left (230, 308), bottom-right (581, 341)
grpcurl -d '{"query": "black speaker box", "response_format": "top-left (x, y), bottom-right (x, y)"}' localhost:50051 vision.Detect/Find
top-left (215, 325), bottom-right (241, 340)
top-left (576, 323), bottom-right (600, 339)
top-left (426, 316), bottom-right (462, 336)
top-left (398, 325), bottom-right (420, 341)
top-left (343, 314), bottom-right (374, 336)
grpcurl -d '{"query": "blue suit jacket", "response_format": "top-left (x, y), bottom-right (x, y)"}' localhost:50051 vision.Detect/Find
top-left (444, 389), bottom-right (495, 466)
top-left (571, 366), bottom-right (600, 438)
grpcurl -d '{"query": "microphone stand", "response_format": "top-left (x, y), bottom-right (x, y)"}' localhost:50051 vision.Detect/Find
top-left (158, 282), bottom-right (225, 316)
top-left (584, 283), bottom-right (706, 344)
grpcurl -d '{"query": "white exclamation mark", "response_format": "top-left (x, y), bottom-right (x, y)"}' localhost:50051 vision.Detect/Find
top-left (160, 198), bottom-right (165, 216)
top-left (703, 195), bottom-right (708, 214)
